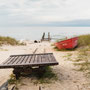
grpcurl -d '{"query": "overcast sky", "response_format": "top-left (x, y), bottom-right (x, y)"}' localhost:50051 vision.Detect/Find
top-left (0, 0), bottom-right (90, 27)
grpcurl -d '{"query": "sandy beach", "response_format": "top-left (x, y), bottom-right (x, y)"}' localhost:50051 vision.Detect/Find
top-left (0, 42), bottom-right (89, 90)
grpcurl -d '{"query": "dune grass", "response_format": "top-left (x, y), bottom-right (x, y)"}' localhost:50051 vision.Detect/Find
top-left (32, 66), bottom-right (57, 84)
top-left (78, 34), bottom-right (90, 47)
top-left (0, 36), bottom-right (24, 46)
top-left (73, 49), bottom-right (90, 79)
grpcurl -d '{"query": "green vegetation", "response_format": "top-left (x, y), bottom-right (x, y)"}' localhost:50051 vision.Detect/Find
top-left (73, 48), bottom-right (90, 72)
top-left (64, 47), bottom-right (90, 79)
top-left (9, 66), bottom-right (57, 85)
top-left (31, 66), bottom-right (57, 84)
top-left (78, 34), bottom-right (90, 47)
top-left (8, 74), bottom-right (17, 84)
top-left (8, 74), bottom-right (19, 90)
top-left (0, 36), bottom-right (24, 46)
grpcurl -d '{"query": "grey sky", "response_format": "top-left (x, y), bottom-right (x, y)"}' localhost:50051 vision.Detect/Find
top-left (0, 0), bottom-right (90, 26)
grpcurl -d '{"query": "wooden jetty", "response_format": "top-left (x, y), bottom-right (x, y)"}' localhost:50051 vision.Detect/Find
top-left (41, 32), bottom-right (51, 41)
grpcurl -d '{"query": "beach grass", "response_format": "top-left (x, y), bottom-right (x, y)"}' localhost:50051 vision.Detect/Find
top-left (0, 36), bottom-right (24, 46)
top-left (8, 74), bottom-right (17, 84)
top-left (30, 66), bottom-right (57, 84)
top-left (78, 34), bottom-right (90, 47)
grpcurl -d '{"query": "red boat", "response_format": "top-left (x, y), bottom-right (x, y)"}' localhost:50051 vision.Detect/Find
top-left (55, 37), bottom-right (78, 49)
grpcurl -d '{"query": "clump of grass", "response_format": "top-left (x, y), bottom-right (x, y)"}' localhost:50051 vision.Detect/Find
top-left (72, 48), bottom-right (90, 79)
top-left (67, 53), bottom-right (72, 56)
top-left (8, 74), bottom-right (16, 84)
top-left (64, 53), bottom-right (74, 61)
top-left (8, 74), bottom-right (19, 90)
top-left (53, 46), bottom-right (61, 51)
top-left (0, 36), bottom-right (19, 45)
top-left (51, 44), bottom-right (54, 46)
top-left (31, 66), bottom-right (58, 84)
top-left (20, 66), bottom-right (58, 84)
top-left (0, 36), bottom-right (25, 46)
top-left (78, 34), bottom-right (90, 47)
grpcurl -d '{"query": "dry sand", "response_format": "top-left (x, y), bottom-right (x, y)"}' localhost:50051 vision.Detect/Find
top-left (0, 42), bottom-right (89, 90)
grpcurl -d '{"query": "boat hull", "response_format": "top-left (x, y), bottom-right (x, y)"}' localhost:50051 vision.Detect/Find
top-left (55, 37), bottom-right (78, 49)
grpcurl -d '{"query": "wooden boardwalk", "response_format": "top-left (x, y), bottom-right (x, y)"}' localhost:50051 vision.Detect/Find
top-left (0, 53), bottom-right (58, 68)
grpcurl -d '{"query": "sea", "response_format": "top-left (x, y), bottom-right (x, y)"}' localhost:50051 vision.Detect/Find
top-left (0, 27), bottom-right (90, 41)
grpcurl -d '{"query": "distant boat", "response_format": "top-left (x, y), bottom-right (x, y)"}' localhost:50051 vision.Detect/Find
top-left (55, 37), bottom-right (78, 49)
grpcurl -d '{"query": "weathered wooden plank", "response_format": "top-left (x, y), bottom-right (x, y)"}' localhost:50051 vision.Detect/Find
top-left (20, 56), bottom-right (27, 64)
top-left (44, 54), bottom-right (50, 62)
top-left (28, 55), bottom-right (33, 63)
top-left (10, 53), bottom-right (53, 57)
top-left (17, 56), bottom-right (26, 64)
top-left (10, 56), bottom-right (19, 64)
top-left (0, 53), bottom-right (59, 68)
top-left (44, 55), bottom-right (48, 62)
top-left (40, 55), bottom-right (42, 63)
top-left (41, 55), bottom-right (46, 63)
top-left (45, 53), bottom-right (55, 62)
top-left (0, 62), bottom-right (58, 68)
top-left (7, 57), bottom-right (16, 64)
top-left (50, 54), bottom-right (57, 62)
top-left (33, 55), bottom-right (38, 63)
top-left (37, 54), bottom-right (42, 63)
top-left (48, 54), bottom-right (53, 62)
top-left (30, 55), bottom-right (35, 63)
top-left (3, 57), bottom-right (12, 64)
top-left (25, 55), bottom-right (32, 64)
top-left (13, 56), bottom-right (22, 64)
top-left (33, 55), bottom-right (36, 63)
top-left (22, 56), bottom-right (29, 64)
top-left (24, 56), bottom-right (29, 63)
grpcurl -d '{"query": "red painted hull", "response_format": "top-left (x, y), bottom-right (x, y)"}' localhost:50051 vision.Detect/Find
top-left (55, 37), bottom-right (78, 49)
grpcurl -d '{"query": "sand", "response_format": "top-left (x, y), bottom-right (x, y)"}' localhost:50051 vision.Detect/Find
top-left (0, 42), bottom-right (89, 90)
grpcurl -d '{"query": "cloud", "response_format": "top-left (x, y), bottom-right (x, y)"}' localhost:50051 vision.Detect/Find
top-left (0, 0), bottom-right (90, 26)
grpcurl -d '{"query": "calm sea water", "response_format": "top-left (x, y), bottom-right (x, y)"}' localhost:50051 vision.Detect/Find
top-left (0, 27), bottom-right (90, 40)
